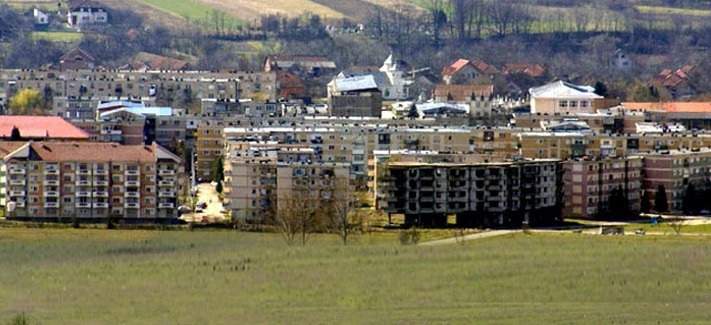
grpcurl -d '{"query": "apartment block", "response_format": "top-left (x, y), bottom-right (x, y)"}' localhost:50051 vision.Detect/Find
top-left (0, 69), bottom-right (277, 105)
top-left (641, 148), bottom-right (711, 213)
top-left (380, 159), bottom-right (562, 227)
top-left (223, 140), bottom-right (350, 223)
top-left (2, 142), bottom-right (182, 222)
top-left (563, 156), bottom-right (643, 219)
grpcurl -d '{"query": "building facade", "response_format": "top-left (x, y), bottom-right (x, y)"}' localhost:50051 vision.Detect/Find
top-left (380, 159), bottom-right (562, 227)
top-left (2, 142), bottom-right (182, 222)
top-left (563, 157), bottom-right (643, 219)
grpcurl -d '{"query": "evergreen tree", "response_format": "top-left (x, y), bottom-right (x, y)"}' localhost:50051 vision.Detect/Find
top-left (683, 183), bottom-right (699, 215)
top-left (641, 191), bottom-right (652, 213)
top-left (654, 185), bottom-right (669, 213)
top-left (594, 81), bottom-right (608, 97)
top-left (210, 156), bottom-right (224, 183)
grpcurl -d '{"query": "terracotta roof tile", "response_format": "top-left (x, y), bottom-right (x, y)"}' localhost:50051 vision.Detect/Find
top-left (621, 102), bottom-right (711, 113)
top-left (0, 116), bottom-right (89, 140)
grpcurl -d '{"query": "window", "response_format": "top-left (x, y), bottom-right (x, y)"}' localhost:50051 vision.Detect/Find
top-left (559, 100), bottom-right (568, 108)
top-left (580, 101), bottom-right (589, 108)
top-left (569, 101), bottom-right (578, 108)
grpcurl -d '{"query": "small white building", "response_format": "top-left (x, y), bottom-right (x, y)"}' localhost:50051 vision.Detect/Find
top-left (529, 81), bottom-right (602, 114)
top-left (67, 1), bottom-right (108, 28)
top-left (33, 8), bottom-right (50, 26)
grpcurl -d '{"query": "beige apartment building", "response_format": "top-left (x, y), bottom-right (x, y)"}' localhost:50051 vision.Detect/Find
top-left (223, 140), bottom-right (350, 223)
top-left (0, 68), bottom-right (277, 104)
top-left (2, 142), bottom-right (182, 222)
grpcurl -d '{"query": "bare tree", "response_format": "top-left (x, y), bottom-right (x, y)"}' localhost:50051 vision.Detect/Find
top-left (323, 179), bottom-right (362, 245)
top-left (276, 189), bottom-right (320, 245)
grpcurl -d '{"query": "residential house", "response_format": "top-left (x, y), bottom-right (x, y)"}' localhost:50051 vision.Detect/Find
top-left (59, 48), bottom-right (96, 70)
top-left (529, 81), bottom-right (603, 114)
top-left (67, 0), bottom-right (108, 28)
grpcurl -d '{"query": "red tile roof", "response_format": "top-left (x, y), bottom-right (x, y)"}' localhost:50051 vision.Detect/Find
top-left (442, 58), bottom-right (499, 78)
top-left (621, 102), bottom-right (711, 113)
top-left (5, 142), bottom-right (180, 163)
top-left (503, 63), bottom-right (546, 78)
top-left (0, 116), bottom-right (90, 140)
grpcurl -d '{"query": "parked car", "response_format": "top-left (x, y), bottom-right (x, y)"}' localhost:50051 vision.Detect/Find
top-left (197, 202), bottom-right (208, 209)
top-left (195, 208), bottom-right (204, 213)
top-left (178, 205), bottom-right (192, 214)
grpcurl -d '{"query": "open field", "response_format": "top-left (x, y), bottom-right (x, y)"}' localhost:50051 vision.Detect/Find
top-left (1, 228), bottom-right (711, 323)
top-left (30, 31), bottom-right (82, 42)
top-left (135, 0), bottom-right (245, 27)
top-left (636, 5), bottom-right (711, 17)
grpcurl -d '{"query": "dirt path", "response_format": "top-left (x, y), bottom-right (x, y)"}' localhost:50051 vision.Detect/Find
top-left (419, 230), bottom-right (520, 246)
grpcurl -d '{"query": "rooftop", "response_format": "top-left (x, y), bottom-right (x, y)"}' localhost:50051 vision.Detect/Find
top-left (0, 116), bottom-right (89, 140)
top-left (529, 81), bottom-right (602, 99)
top-left (4, 142), bottom-right (180, 163)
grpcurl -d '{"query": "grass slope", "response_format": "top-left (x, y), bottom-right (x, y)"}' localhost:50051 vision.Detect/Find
top-left (135, 0), bottom-right (245, 27)
top-left (30, 31), bottom-right (82, 42)
top-left (1, 229), bottom-right (711, 323)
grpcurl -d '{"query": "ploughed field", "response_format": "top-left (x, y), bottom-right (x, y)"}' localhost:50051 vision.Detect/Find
top-left (1, 229), bottom-right (710, 323)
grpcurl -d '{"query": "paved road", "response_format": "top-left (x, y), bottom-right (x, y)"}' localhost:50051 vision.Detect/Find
top-left (180, 183), bottom-right (227, 223)
top-left (419, 230), bottom-right (520, 246)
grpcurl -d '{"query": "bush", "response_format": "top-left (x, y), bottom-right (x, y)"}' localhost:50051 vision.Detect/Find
top-left (399, 227), bottom-right (420, 245)
top-left (8, 313), bottom-right (29, 325)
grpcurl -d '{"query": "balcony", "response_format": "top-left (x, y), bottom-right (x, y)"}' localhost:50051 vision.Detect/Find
top-left (100, 129), bottom-right (122, 135)
top-left (77, 169), bottom-right (91, 175)
top-left (125, 169), bottom-right (140, 176)
top-left (75, 180), bottom-right (91, 186)
top-left (124, 191), bottom-right (140, 198)
top-left (93, 180), bottom-right (109, 186)
top-left (158, 191), bottom-right (176, 197)
top-left (43, 169), bottom-right (59, 176)
top-left (124, 202), bottom-right (140, 209)
top-left (43, 180), bottom-right (59, 186)
top-left (76, 191), bottom-right (91, 197)
top-left (14, 201), bottom-right (26, 208)
top-left (158, 203), bottom-right (175, 209)
top-left (75, 202), bottom-right (91, 208)
top-left (93, 202), bottom-right (109, 209)
top-left (44, 191), bottom-right (59, 197)
top-left (159, 180), bottom-right (174, 187)
top-left (44, 202), bottom-right (60, 208)
top-left (93, 169), bottom-right (108, 176)
top-left (158, 169), bottom-right (175, 176)
top-left (92, 191), bottom-right (108, 198)
top-left (8, 168), bottom-right (26, 174)
top-left (9, 179), bottom-right (25, 186)
top-left (125, 180), bottom-right (140, 187)
top-left (9, 190), bottom-right (25, 197)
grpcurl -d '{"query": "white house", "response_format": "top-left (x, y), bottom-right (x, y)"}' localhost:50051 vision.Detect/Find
top-left (33, 8), bottom-right (49, 26)
top-left (67, 1), bottom-right (108, 28)
top-left (529, 81), bottom-right (602, 114)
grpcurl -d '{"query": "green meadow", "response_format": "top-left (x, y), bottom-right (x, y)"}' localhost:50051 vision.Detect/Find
top-left (1, 228), bottom-right (710, 324)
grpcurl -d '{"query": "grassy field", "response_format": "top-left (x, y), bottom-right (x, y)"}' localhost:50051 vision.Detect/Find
top-left (1, 228), bottom-right (711, 323)
top-left (636, 5), bottom-right (711, 17)
top-left (30, 31), bottom-right (82, 42)
top-left (134, 0), bottom-right (245, 27)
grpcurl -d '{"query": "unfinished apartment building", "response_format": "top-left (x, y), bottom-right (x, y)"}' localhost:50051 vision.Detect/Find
top-left (381, 159), bottom-right (562, 227)
top-left (563, 156), bottom-right (643, 219)
top-left (224, 139), bottom-right (350, 223)
top-left (3, 142), bottom-right (182, 222)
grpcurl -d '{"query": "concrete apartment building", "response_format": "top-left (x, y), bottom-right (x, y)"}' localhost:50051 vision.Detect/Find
top-left (563, 156), bottom-right (643, 219)
top-left (641, 148), bottom-right (711, 213)
top-left (380, 159), bottom-right (562, 227)
top-left (223, 140), bottom-right (350, 223)
top-left (0, 69), bottom-right (277, 106)
top-left (2, 142), bottom-right (182, 222)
